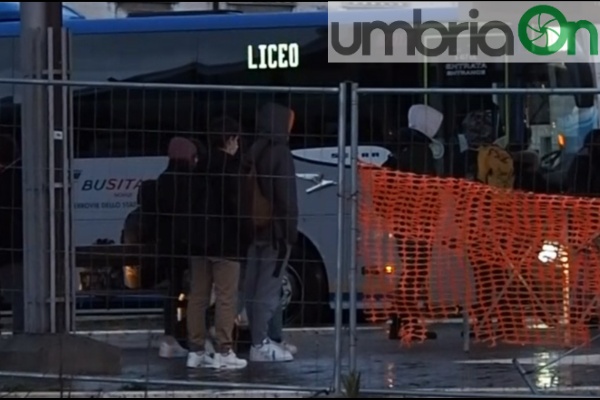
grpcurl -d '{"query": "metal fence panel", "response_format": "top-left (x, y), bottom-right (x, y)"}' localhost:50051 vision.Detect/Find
top-left (349, 84), bottom-right (600, 396)
top-left (0, 77), bottom-right (345, 396)
top-left (7, 73), bottom-right (600, 396)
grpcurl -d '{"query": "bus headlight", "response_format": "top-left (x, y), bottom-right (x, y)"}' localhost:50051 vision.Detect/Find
top-left (538, 241), bottom-right (568, 265)
top-left (538, 243), bottom-right (559, 263)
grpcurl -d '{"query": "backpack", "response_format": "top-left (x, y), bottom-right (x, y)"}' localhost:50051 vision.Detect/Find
top-left (476, 145), bottom-right (514, 189)
top-left (122, 207), bottom-right (143, 244)
top-left (123, 179), bottom-right (158, 244)
top-left (244, 139), bottom-right (273, 229)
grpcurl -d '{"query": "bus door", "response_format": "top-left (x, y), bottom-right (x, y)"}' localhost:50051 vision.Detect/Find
top-left (424, 61), bottom-right (508, 179)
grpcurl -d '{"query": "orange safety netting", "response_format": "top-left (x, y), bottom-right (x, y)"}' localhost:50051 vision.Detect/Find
top-left (359, 163), bottom-right (600, 347)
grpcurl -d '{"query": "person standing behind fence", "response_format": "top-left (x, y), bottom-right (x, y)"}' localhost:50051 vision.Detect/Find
top-left (381, 105), bottom-right (442, 341)
top-left (184, 117), bottom-right (249, 370)
top-left (244, 103), bottom-right (298, 362)
top-left (0, 135), bottom-right (23, 333)
top-left (153, 137), bottom-right (205, 359)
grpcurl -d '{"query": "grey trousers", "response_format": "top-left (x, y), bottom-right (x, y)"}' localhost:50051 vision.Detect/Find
top-left (238, 261), bottom-right (285, 342)
top-left (244, 241), bottom-right (291, 346)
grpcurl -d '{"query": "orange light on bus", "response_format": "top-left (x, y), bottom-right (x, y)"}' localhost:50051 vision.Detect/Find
top-left (558, 134), bottom-right (566, 149)
top-left (385, 265), bottom-right (395, 274)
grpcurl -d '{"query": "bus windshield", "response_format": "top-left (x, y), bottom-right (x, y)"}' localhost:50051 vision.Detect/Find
top-left (425, 62), bottom-right (597, 160)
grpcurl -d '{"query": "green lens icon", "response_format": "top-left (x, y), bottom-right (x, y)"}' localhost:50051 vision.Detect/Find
top-left (518, 5), bottom-right (568, 55)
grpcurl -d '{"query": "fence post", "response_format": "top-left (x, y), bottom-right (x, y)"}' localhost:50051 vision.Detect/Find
top-left (348, 82), bottom-right (359, 372)
top-left (60, 27), bottom-right (74, 333)
top-left (45, 2), bottom-right (68, 334)
top-left (20, 2), bottom-right (51, 334)
top-left (333, 82), bottom-right (347, 395)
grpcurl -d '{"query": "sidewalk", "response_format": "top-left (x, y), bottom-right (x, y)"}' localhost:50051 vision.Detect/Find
top-left (1, 325), bottom-right (600, 396)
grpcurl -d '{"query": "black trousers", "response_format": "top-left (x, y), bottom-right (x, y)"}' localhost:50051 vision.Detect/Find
top-left (393, 237), bottom-right (431, 316)
top-left (162, 258), bottom-right (187, 347)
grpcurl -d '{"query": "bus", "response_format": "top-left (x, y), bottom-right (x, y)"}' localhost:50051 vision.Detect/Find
top-left (0, 7), bottom-right (596, 324)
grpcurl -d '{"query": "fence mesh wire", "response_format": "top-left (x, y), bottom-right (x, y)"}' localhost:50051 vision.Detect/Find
top-left (2, 80), bottom-right (600, 397)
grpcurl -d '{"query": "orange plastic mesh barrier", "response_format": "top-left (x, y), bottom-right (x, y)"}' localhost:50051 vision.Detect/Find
top-left (359, 163), bottom-right (600, 347)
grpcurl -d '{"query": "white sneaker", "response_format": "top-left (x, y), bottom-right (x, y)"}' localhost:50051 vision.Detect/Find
top-left (249, 338), bottom-right (294, 362)
top-left (213, 350), bottom-right (248, 370)
top-left (280, 341), bottom-right (298, 355)
top-left (186, 351), bottom-right (215, 368)
top-left (158, 336), bottom-right (188, 359)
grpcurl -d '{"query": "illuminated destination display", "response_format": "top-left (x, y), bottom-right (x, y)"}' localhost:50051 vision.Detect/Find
top-left (247, 43), bottom-right (300, 69)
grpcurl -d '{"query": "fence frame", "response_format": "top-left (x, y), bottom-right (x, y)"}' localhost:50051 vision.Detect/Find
top-left (10, 76), bottom-right (600, 395)
top-left (349, 84), bottom-right (600, 393)
top-left (7, 76), bottom-right (346, 394)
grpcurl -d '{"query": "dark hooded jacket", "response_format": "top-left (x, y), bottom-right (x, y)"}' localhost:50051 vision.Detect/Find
top-left (204, 149), bottom-right (252, 259)
top-left (250, 103), bottom-right (299, 245)
top-left (382, 128), bottom-right (437, 176)
top-left (151, 159), bottom-right (214, 258)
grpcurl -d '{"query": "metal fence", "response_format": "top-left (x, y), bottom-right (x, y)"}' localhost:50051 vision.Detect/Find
top-left (2, 74), bottom-right (600, 398)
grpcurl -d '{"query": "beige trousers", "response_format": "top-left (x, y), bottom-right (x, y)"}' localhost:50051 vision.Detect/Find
top-left (186, 257), bottom-right (240, 353)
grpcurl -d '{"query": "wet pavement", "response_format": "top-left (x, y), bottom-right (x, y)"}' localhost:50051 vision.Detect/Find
top-left (2, 324), bottom-right (600, 396)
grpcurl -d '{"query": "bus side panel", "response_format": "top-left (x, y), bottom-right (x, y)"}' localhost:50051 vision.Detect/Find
top-left (72, 157), bottom-right (168, 245)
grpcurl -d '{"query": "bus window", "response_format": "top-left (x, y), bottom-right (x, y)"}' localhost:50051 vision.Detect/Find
top-left (72, 30), bottom-right (201, 158)
top-left (71, 27), bottom-right (346, 158)
top-left (0, 37), bottom-right (18, 144)
top-left (355, 63), bottom-right (422, 150)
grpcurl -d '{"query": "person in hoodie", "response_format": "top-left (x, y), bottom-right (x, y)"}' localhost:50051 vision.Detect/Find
top-left (152, 137), bottom-right (205, 360)
top-left (380, 105), bottom-right (443, 342)
top-left (244, 102), bottom-right (299, 362)
top-left (381, 104), bottom-right (442, 177)
top-left (0, 135), bottom-right (23, 333)
top-left (185, 117), bottom-right (249, 370)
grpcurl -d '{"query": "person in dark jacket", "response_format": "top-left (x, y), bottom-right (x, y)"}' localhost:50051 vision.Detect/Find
top-left (0, 135), bottom-right (23, 333)
top-left (244, 102), bottom-right (299, 362)
top-left (381, 104), bottom-right (443, 176)
top-left (380, 105), bottom-right (442, 342)
top-left (151, 137), bottom-right (204, 360)
top-left (185, 117), bottom-right (248, 370)
top-left (382, 127), bottom-right (438, 176)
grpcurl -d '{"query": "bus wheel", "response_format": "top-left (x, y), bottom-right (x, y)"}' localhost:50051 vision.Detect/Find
top-left (283, 239), bottom-right (330, 327)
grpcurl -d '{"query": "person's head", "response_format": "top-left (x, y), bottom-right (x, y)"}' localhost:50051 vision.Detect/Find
top-left (167, 137), bottom-right (197, 168)
top-left (258, 103), bottom-right (294, 143)
top-left (461, 110), bottom-right (494, 147)
top-left (208, 116), bottom-right (240, 155)
top-left (0, 135), bottom-right (17, 172)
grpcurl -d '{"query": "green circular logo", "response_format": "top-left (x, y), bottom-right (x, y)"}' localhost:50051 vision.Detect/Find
top-left (518, 5), bottom-right (568, 55)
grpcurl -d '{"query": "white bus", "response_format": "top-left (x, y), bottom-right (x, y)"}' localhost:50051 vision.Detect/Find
top-left (0, 7), bottom-right (596, 324)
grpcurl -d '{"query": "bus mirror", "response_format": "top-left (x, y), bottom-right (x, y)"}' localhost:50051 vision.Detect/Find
top-left (576, 93), bottom-right (595, 109)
